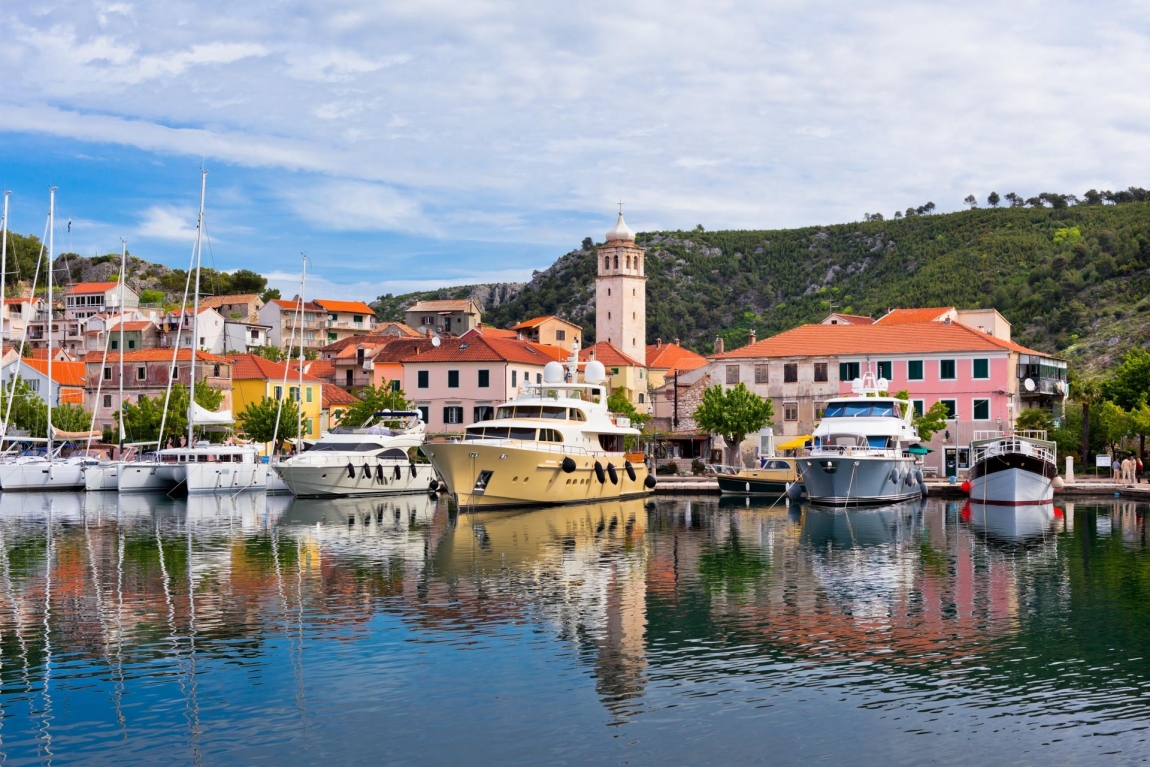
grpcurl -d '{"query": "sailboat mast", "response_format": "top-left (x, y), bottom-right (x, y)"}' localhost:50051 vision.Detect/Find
top-left (118, 238), bottom-right (127, 450)
top-left (47, 187), bottom-right (56, 458)
top-left (187, 170), bottom-right (206, 448)
top-left (1, 191), bottom-right (9, 307)
top-left (297, 256), bottom-right (306, 449)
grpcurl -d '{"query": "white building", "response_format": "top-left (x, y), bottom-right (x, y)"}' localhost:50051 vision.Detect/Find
top-left (161, 307), bottom-right (227, 354)
top-left (224, 321), bottom-right (272, 353)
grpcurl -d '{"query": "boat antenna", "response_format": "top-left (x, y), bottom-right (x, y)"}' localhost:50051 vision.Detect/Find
top-left (187, 169), bottom-right (206, 448)
top-left (1, 191), bottom-right (9, 303)
top-left (155, 191), bottom-right (200, 452)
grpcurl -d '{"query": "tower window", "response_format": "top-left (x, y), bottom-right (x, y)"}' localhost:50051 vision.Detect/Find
top-left (632, 289), bottom-right (636, 296)
top-left (626, 255), bottom-right (631, 269)
top-left (613, 255), bottom-right (618, 268)
top-left (607, 289), bottom-right (611, 296)
top-left (608, 312), bottom-right (611, 319)
top-left (604, 256), bottom-right (610, 270)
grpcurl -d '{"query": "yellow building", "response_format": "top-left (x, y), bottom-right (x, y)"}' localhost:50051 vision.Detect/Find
top-left (227, 354), bottom-right (324, 447)
top-left (579, 341), bottom-right (649, 408)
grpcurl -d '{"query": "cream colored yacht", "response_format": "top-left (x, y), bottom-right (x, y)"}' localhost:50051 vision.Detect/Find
top-left (424, 357), bottom-right (655, 508)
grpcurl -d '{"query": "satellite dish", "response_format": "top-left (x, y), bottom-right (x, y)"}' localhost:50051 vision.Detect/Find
top-left (431, 335), bottom-right (441, 348)
top-left (1023, 377), bottom-right (1035, 392)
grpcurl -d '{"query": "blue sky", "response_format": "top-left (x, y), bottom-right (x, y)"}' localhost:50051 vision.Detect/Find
top-left (2, 0), bottom-right (1149, 301)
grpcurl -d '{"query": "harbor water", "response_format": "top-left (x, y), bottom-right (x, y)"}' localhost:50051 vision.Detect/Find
top-left (0, 492), bottom-right (1147, 764)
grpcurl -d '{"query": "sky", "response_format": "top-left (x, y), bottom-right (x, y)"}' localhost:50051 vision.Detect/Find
top-left (1, 0), bottom-right (1149, 302)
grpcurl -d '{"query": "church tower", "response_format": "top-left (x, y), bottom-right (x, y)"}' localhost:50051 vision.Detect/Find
top-left (595, 210), bottom-right (647, 365)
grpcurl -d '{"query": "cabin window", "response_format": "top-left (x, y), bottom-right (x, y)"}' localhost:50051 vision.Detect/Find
top-left (509, 427), bottom-right (536, 440)
top-left (839, 362), bottom-right (860, 381)
top-left (940, 360), bottom-right (956, 380)
top-left (754, 365), bottom-right (768, 384)
top-left (877, 361), bottom-right (892, 380)
top-left (784, 363), bottom-right (798, 383)
top-left (598, 434), bottom-right (624, 452)
top-left (725, 365), bottom-right (740, 385)
top-left (813, 362), bottom-right (828, 382)
top-left (539, 428), bottom-right (563, 443)
top-left (478, 369), bottom-right (490, 387)
top-left (972, 358), bottom-right (989, 379)
top-left (907, 360), bottom-right (923, 380)
top-left (570, 409), bottom-right (586, 422)
top-left (973, 398), bottom-right (990, 420)
top-left (784, 402), bottom-right (799, 421)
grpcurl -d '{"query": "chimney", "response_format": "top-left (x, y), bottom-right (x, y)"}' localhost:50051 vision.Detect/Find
top-left (943, 317), bottom-right (952, 325)
top-left (674, 338), bottom-right (680, 346)
top-left (656, 338), bottom-right (662, 348)
top-left (748, 329), bottom-right (756, 345)
top-left (714, 337), bottom-right (724, 354)
top-left (425, 328), bottom-right (432, 338)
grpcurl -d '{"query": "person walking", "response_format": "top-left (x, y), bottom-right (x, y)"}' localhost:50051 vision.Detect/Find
top-left (1138, 456), bottom-right (1145, 484)
top-left (1112, 455), bottom-right (1122, 483)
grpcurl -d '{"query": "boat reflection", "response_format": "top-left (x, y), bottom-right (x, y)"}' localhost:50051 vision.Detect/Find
top-left (800, 499), bottom-right (924, 548)
top-left (964, 501), bottom-right (1060, 547)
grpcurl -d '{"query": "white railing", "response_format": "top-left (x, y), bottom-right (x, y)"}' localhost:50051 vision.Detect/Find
top-left (447, 436), bottom-right (597, 457)
top-left (971, 437), bottom-right (1055, 466)
top-left (810, 445), bottom-right (907, 458)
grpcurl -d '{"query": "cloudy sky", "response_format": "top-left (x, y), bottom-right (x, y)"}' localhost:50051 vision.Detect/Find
top-left (1, 0), bottom-right (1148, 300)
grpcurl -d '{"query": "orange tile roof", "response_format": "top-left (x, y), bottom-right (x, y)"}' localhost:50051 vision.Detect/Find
top-left (874, 307), bottom-right (954, 325)
top-left (402, 335), bottom-right (561, 365)
top-left (322, 383), bottom-right (359, 408)
top-left (314, 299), bottom-right (375, 315)
top-left (31, 347), bottom-right (72, 361)
top-left (375, 321), bottom-right (423, 338)
top-left (829, 313), bottom-right (875, 325)
top-left (510, 315), bottom-right (577, 330)
top-left (65, 282), bottom-right (118, 295)
top-left (227, 354), bottom-right (324, 384)
top-left (467, 325), bottom-right (519, 339)
top-left (59, 388), bottom-right (85, 405)
top-left (84, 320), bottom-right (154, 334)
top-left (81, 349), bottom-right (229, 364)
top-left (579, 341), bottom-right (644, 367)
top-left (407, 300), bottom-right (477, 313)
top-left (711, 322), bottom-right (1051, 359)
top-left (372, 338), bottom-right (437, 363)
top-left (334, 341), bottom-right (391, 360)
top-left (270, 299), bottom-right (323, 311)
top-left (646, 342), bottom-right (708, 373)
top-left (22, 359), bottom-right (86, 386)
top-left (295, 360), bottom-right (335, 379)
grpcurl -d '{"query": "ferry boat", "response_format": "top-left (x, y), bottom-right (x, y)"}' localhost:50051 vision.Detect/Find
top-left (967, 430), bottom-right (1057, 505)
top-left (423, 357), bottom-right (656, 508)
top-left (273, 410), bottom-right (436, 497)
top-left (798, 372), bottom-right (926, 506)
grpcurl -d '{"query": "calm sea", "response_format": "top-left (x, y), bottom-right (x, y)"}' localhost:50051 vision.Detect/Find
top-left (0, 492), bottom-right (1145, 765)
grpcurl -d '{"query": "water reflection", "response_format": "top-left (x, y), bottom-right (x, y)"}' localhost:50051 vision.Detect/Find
top-left (0, 493), bottom-right (1146, 763)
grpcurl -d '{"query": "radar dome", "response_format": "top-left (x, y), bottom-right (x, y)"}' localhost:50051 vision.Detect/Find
top-left (584, 360), bottom-right (607, 384)
top-left (543, 361), bottom-right (565, 384)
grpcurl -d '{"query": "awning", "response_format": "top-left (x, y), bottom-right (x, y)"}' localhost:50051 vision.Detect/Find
top-left (776, 435), bottom-right (812, 451)
top-left (190, 402), bottom-right (233, 427)
top-left (908, 445), bottom-right (932, 455)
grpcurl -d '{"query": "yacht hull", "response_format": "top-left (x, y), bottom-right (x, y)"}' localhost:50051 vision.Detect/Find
top-left (84, 464), bottom-right (120, 491)
top-left (799, 456), bottom-right (922, 506)
top-left (184, 463), bottom-right (268, 493)
top-left (275, 461), bottom-right (436, 498)
top-left (0, 462), bottom-right (86, 492)
top-left (425, 441), bottom-right (653, 508)
top-left (968, 455), bottom-right (1055, 505)
top-left (118, 462), bottom-right (183, 493)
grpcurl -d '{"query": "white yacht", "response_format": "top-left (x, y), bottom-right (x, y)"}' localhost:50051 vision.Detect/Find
top-left (968, 430), bottom-right (1057, 505)
top-left (799, 372), bottom-right (926, 506)
top-left (273, 411), bottom-right (436, 497)
top-left (424, 356), bottom-right (655, 508)
top-left (119, 442), bottom-right (268, 494)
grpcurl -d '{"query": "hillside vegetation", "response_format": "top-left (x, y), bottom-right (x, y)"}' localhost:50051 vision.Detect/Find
top-left (375, 201), bottom-right (1150, 373)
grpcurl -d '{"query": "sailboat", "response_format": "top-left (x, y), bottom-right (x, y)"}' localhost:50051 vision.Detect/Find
top-left (83, 238), bottom-right (130, 490)
top-left (0, 188), bottom-right (87, 491)
top-left (117, 170), bottom-right (268, 494)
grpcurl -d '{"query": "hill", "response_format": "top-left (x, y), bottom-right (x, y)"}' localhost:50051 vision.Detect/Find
top-left (373, 202), bottom-right (1150, 373)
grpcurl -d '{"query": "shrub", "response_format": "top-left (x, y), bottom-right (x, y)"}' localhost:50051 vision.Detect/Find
top-left (691, 459), bottom-right (706, 476)
top-left (658, 462), bottom-right (679, 475)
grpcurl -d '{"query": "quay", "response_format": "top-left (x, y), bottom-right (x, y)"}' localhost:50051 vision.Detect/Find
top-left (654, 475), bottom-right (1150, 501)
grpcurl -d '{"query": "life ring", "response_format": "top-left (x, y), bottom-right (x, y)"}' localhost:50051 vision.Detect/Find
top-left (624, 461), bottom-right (636, 481)
top-left (594, 461), bottom-right (606, 484)
top-left (607, 463), bottom-right (619, 485)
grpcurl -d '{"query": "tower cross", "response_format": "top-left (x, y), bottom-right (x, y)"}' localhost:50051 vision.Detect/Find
top-left (617, 200), bottom-right (624, 215)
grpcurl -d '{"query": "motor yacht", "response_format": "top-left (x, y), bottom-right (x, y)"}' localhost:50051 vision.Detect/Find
top-left (424, 356), bottom-right (655, 509)
top-left (798, 372), bottom-right (926, 506)
top-left (273, 410), bottom-right (435, 497)
top-left (716, 458), bottom-right (804, 496)
top-left (968, 430), bottom-right (1058, 505)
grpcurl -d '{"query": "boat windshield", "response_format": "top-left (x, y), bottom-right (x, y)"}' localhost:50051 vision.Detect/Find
top-left (465, 426), bottom-right (540, 441)
top-left (493, 405), bottom-right (572, 420)
top-left (308, 442), bottom-right (393, 453)
top-left (823, 402), bottom-right (901, 418)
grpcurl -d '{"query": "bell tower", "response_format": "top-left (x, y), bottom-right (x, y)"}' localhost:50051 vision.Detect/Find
top-left (595, 207), bottom-right (647, 365)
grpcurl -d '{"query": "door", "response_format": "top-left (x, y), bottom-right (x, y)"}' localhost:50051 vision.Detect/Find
top-left (944, 448), bottom-right (957, 479)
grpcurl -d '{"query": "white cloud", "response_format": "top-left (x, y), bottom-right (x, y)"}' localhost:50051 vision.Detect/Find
top-left (136, 205), bottom-right (198, 241)
top-left (281, 180), bottom-right (430, 234)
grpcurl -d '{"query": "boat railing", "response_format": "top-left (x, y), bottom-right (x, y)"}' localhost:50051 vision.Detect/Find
top-left (809, 445), bottom-right (909, 458)
top-left (281, 452), bottom-right (416, 467)
top-left (970, 436), bottom-right (1056, 466)
top-left (441, 436), bottom-right (597, 457)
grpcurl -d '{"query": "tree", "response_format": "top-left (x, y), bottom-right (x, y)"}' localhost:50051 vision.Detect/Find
top-left (254, 345), bottom-right (285, 362)
top-left (693, 383), bottom-right (773, 466)
top-left (236, 395), bottom-right (298, 452)
top-left (1015, 407), bottom-right (1054, 432)
top-left (987, 191), bottom-right (1000, 208)
top-left (1096, 401), bottom-right (1133, 458)
top-left (893, 210), bottom-right (903, 220)
top-left (337, 382), bottom-right (411, 427)
top-left (1026, 196), bottom-right (1044, 207)
top-left (894, 390), bottom-right (948, 441)
top-left (1003, 192), bottom-right (1022, 207)
top-left (904, 207), bottom-right (917, 217)
top-left (582, 237), bottom-right (594, 250)
top-left (1129, 402), bottom-right (1150, 463)
top-left (606, 388), bottom-right (649, 426)
top-left (1102, 348), bottom-right (1150, 410)
top-left (260, 287), bottom-right (281, 304)
top-left (0, 378), bottom-right (47, 437)
top-left (118, 384), bottom-right (225, 445)
top-left (964, 194), bottom-right (978, 209)
top-left (922, 201), bottom-right (936, 213)
top-left (1074, 377), bottom-right (1101, 468)
top-left (139, 289), bottom-right (165, 305)
top-left (226, 269), bottom-right (267, 295)
top-left (1083, 188), bottom-right (1103, 205)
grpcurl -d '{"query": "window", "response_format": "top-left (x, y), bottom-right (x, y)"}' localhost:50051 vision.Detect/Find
top-left (328, 333), bottom-right (337, 342)
top-left (725, 365), bottom-right (740, 384)
top-left (103, 394), bottom-right (111, 407)
top-left (877, 361), bottom-right (892, 380)
top-left (511, 370), bottom-right (517, 387)
top-left (290, 387), bottom-right (300, 402)
top-left (306, 418), bottom-right (313, 434)
top-left (478, 369), bottom-right (490, 387)
top-left (907, 360), bottom-right (923, 380)
top-left (973, 358), bottom-right (989, 379)
top-left (26, 379), bottom-right (38, 392)
top-left (417, 406), bottom-right (429, 423)
top-left (136, 366), bottom-right (146, 381)
top-left (839, 362), bottom-right (860, 381)
top-left (137, 394), bottom-right (146, 403)
top-left (346, 370), bottom-right (354, 387)
top-left (103, 367), bottom-right (112, 380)
top-left (443, 406), bottom-right (463, 424)
top-left (390, 380), bottom-right (400, 392)
top-left (275, 385), bottom-right (283, 400)
top-left (306, 386), bottom-right (313, 403)
top-left (555, 329), bottom-right (566, 341)
top-left (448, 370), bottom-right (460, 388)
top-left (784, 363), bottom-right (798, 383)
top-left (814, 362), bottom-right (828, 382)
top-left (972, 398), bottom-right (990, 420)
top-left (814, 401), bottom-right (828, 418)
top-left (128, 339), bottom-right (137, 350)
top-left (940, 359), bottom-right (956, 380)
top-left (199, 337), bottom-right (205, 346)
top-left (474, 406), bottom-right (494, 422)
top-left (753, 364), bottom-right (768, 384)
top-left (110, 339), bottom-right (118, 350)
top-left (912, 399), bottom-right (925, 417)
top-left (354, 315), bottom-right (363, 325)
top-left (536, 373), bottom-right (542, 384)
top-left (784, 402), bottom-right (799, 421)
top-left (638, 393), bottom-right (645, 403)
top-left (940, 399), bottom-right (957, 418)
top-left (417, 370), bottom-right (429, 389)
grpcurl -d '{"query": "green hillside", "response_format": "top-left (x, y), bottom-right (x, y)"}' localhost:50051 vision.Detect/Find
top-left (375, 201), bottom-right (1150, 372)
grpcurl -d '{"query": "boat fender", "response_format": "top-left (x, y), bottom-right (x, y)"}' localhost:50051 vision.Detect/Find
top-left (410, 462), bottom-right (417, 478)
top-left (594, 461), bottom-right (606, 484)
top-left (624, 461), bottom-right (636, 481)
top-left (429, 479), bottom-right (440, 491)
top-left (362, 464), bottom-right (372, 479)
top-left (376, 464), bottom-right (385, 484)
top-left (395, 464), bottom-right (403, 480)
top-left (920, 481), bottom-right (929, 497)
top-left (914, 468), bottom-right (925, 486)
top-left (347, 462), bottom-right (356, 479)
top-left (644, 474), bottom-right (656, 489)
top-left (561, 456), bottom-right (577, 474)
top-left (607, 463), bottom-right (619, 485)
top-left (787, 481), bottom-right (804, 501)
